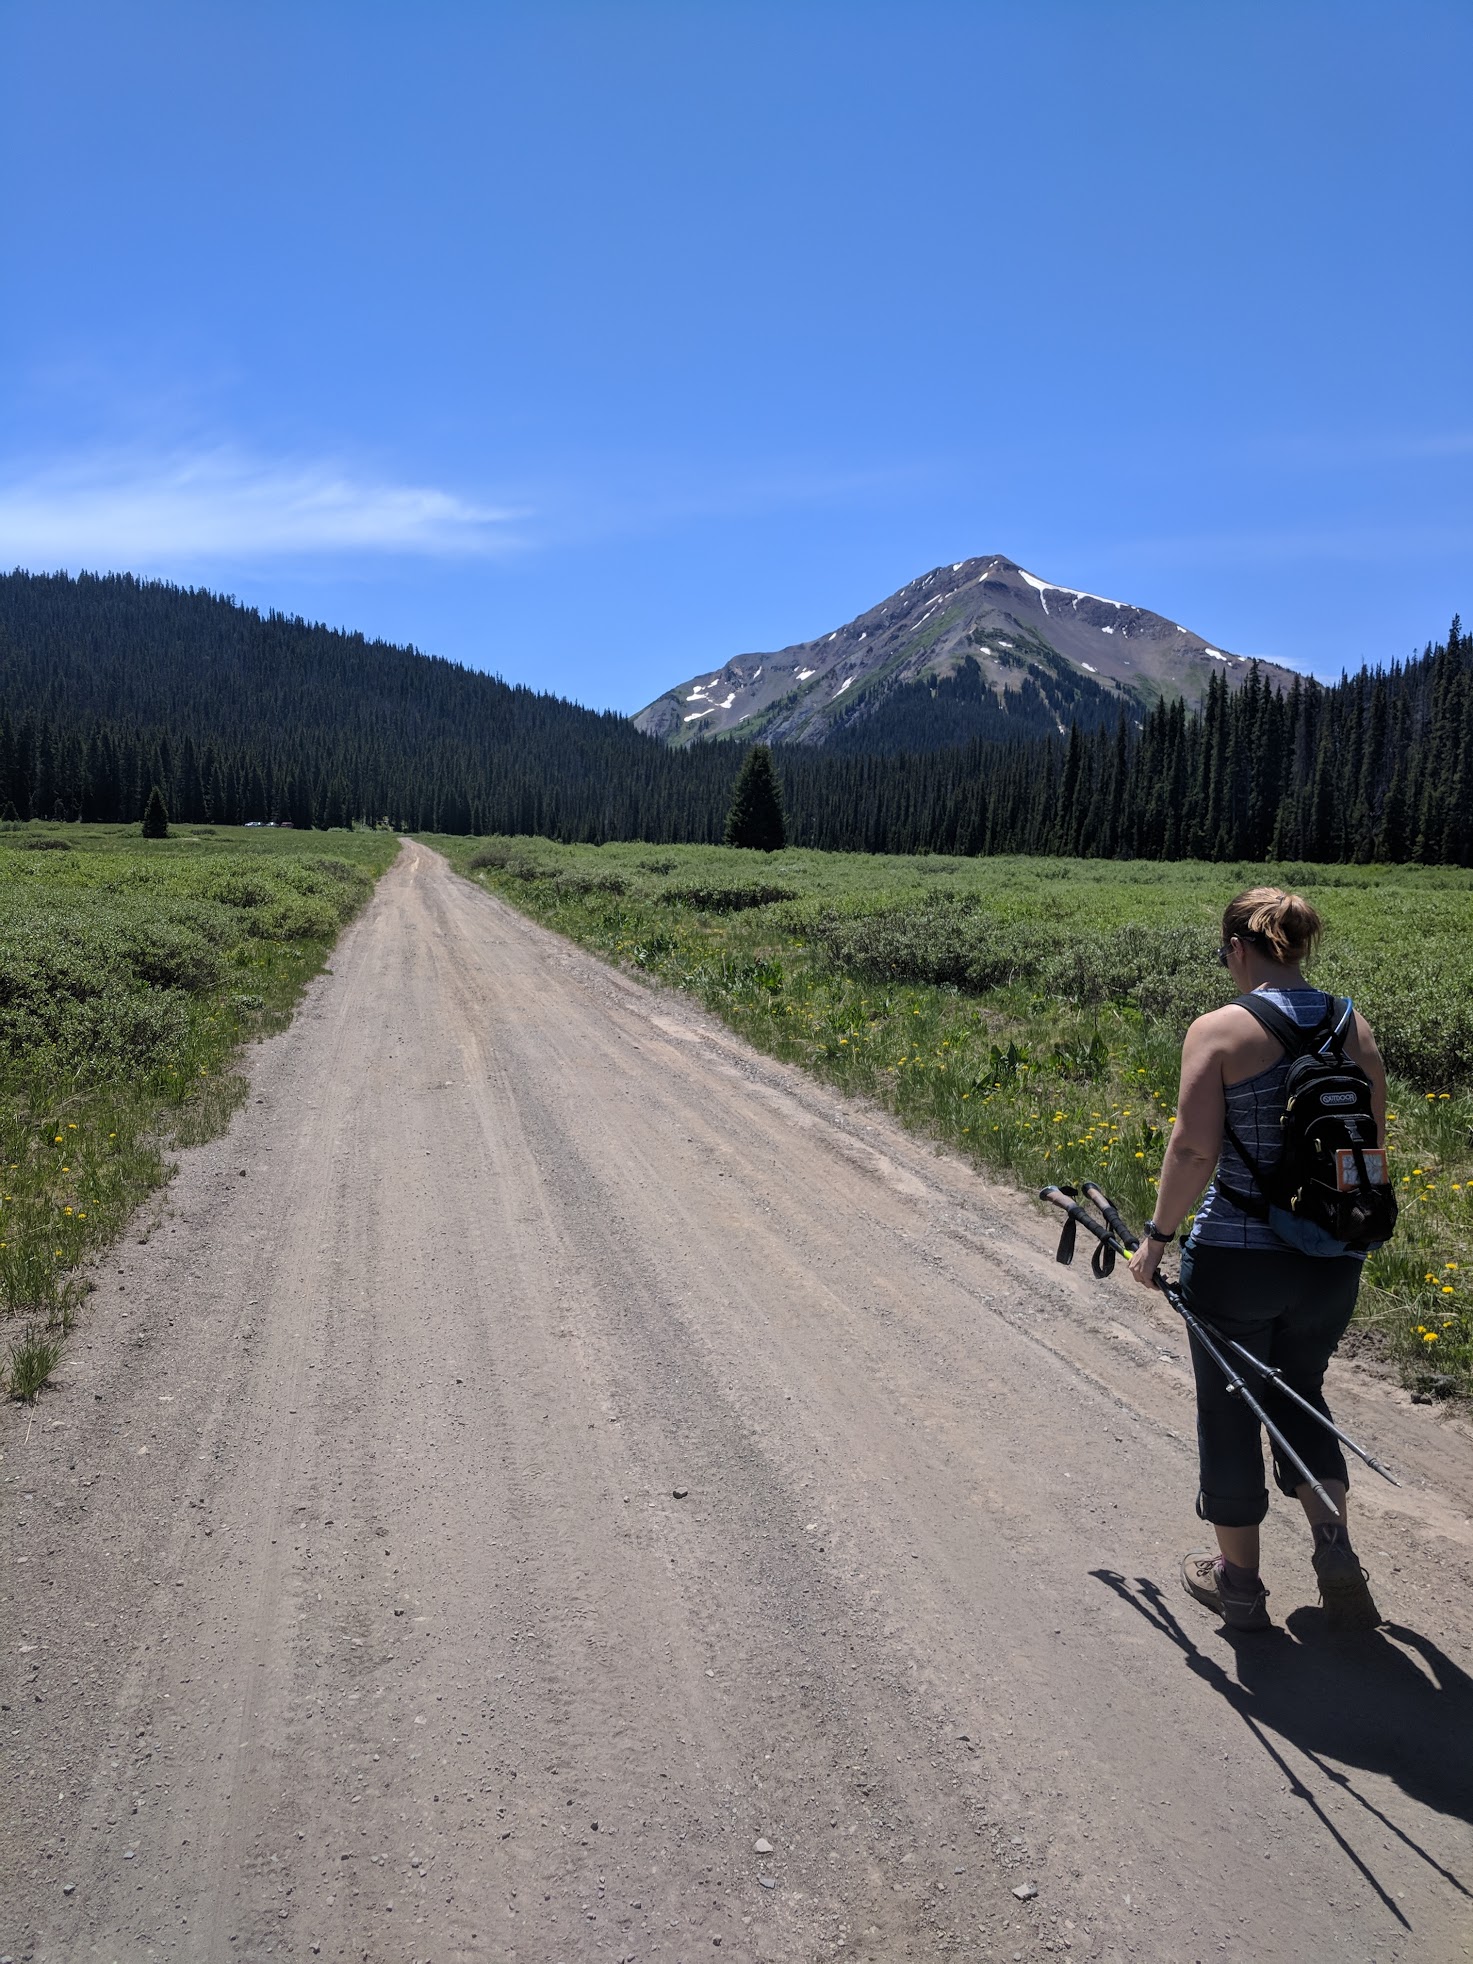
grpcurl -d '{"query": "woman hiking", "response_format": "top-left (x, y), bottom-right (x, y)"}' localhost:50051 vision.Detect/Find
top-left (1129, 888), bottom-right (1386, 1633)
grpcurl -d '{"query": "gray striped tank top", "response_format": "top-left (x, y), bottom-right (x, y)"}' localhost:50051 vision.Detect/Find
top-left (1188, 986), bottom-right (1334, 1251)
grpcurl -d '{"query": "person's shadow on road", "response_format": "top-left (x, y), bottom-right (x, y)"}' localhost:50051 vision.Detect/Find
top-left (1092, 1568), bottom-right (1473, 1929)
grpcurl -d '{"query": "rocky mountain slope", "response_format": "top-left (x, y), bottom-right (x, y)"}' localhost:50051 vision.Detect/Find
top-left (635, 555), bottom-right (1296, 749)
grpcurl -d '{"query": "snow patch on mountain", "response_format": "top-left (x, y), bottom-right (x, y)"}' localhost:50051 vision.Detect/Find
top-left (1018, 567), bottom-right (1125, 610)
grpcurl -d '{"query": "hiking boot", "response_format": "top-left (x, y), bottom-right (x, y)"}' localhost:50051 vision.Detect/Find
top-left (1312, 1540), bottom-right (1382, 1630)
top-left (1180, 1550), bottom-right (1272, 1632)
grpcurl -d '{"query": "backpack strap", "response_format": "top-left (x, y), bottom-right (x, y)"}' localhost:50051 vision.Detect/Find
top-left (1320, 995), bottom-right (1355, 1059)
top-left (1232, 991), bottom-right (1353, 1060)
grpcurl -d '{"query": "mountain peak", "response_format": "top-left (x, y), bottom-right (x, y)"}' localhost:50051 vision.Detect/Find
top-left (635, 556), bottom-right (1291, 750)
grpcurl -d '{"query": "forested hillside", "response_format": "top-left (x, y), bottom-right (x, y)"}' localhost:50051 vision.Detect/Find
top-left (0, 571), bottom-right (737, 838)
top-left (800, 640), bottom-right (1470, 864)
top-left (822, 646), bottom-right (1125, 756)
top-left (0, 571), bottom-right (1467, 863)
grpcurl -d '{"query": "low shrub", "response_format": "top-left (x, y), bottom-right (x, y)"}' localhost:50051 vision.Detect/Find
top-left (660, 883), bottom-right (796, 912)
top-left (250, 893), bottom-right (342, 941)
top-left (554, 871), bottom-right (630, 897)
top-left (1034, 922), bottom-right (1210, 1007)
top-left (810, 904), bottom-right (1050, 993)
top-left (204, 864), bottom-right (281, 908)
top-left (117, 911), bottom-right (230, 992)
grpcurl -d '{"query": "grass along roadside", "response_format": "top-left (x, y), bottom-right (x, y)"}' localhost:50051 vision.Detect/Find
top-left (1, 822), bottom-right (398, 1399)
top-left (431, 834), bottom-right (1473, 1403)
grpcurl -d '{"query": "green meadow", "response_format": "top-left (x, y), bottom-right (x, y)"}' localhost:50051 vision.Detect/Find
top-left (0, 823), bottom-right (397, 1398)
top-left (434, 835), bottom-right (1473, 1402)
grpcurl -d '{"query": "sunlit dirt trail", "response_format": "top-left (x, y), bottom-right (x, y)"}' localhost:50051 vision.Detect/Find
top-left (5, 840), bottom-right (1472, 1964)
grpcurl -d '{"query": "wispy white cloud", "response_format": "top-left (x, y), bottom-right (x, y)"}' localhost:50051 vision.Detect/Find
top-left (0, 442), bottom-right (928, 572)
top-left (0, 447), bottom-right (527, 566)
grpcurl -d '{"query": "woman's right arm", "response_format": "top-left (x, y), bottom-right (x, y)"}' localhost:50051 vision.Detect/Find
top-left (1128, 1013), bottom-right (1224, 1286)
top-left (1347, 1011), bottom-right (1388, 1138)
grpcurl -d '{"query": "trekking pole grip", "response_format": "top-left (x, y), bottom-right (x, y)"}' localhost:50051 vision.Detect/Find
top-left (1080, 1180), bottom-right (1140, 1252)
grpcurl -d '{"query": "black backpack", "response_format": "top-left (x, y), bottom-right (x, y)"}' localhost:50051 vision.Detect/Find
top-left (1217, 993), bottom-right (1399, 1257)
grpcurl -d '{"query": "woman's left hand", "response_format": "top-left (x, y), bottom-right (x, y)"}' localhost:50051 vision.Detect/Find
top-left (1129, 1240), bottom-right (1163, 1289)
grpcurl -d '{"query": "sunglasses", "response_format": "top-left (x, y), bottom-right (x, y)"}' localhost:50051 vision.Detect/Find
top-left (1216, 941), bottom-right (1234, 967)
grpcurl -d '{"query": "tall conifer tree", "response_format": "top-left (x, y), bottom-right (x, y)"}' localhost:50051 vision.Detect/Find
top-left (724, 745), bottom-right (787, 851)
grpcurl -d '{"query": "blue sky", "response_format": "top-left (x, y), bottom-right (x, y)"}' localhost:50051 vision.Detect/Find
top-left (2, 1), bottom-right (1469, 711)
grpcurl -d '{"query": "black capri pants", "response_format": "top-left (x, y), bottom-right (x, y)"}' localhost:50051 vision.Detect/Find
top-left (1177, 1243), bottom-right (1363, 1528)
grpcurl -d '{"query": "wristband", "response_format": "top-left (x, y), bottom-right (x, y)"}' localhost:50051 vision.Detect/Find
top-left (1143, 1219), bottom-right (1174, 1245)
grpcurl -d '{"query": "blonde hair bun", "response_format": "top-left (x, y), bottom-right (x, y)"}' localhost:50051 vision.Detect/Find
top-left (1222, 887), bottom-right (1322, 965)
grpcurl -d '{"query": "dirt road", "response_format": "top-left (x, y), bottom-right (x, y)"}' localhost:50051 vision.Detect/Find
top-left (5, 840), bottom-right (1472, 1964)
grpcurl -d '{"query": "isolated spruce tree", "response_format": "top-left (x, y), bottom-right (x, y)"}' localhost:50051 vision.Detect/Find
top-left (724, 744), bottom-right (786, 851)
top-left (141, 784), bottom-right (170, 838)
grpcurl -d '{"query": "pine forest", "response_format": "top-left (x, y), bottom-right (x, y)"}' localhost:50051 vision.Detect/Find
top-left (1, 570), bottom-right (1468, 865)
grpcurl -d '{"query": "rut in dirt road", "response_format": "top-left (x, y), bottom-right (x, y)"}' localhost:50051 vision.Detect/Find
top-left (5, 840), bottom-right (1472, 1964)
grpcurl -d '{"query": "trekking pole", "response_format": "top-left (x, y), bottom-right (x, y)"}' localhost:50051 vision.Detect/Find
top-left (1080, 1179), bottom-right (1136, 1250)
top-left (1075, 1182), bottom-right (1400, 1490)
top-left (1040, 1185), bottom-right (1346, 1519)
